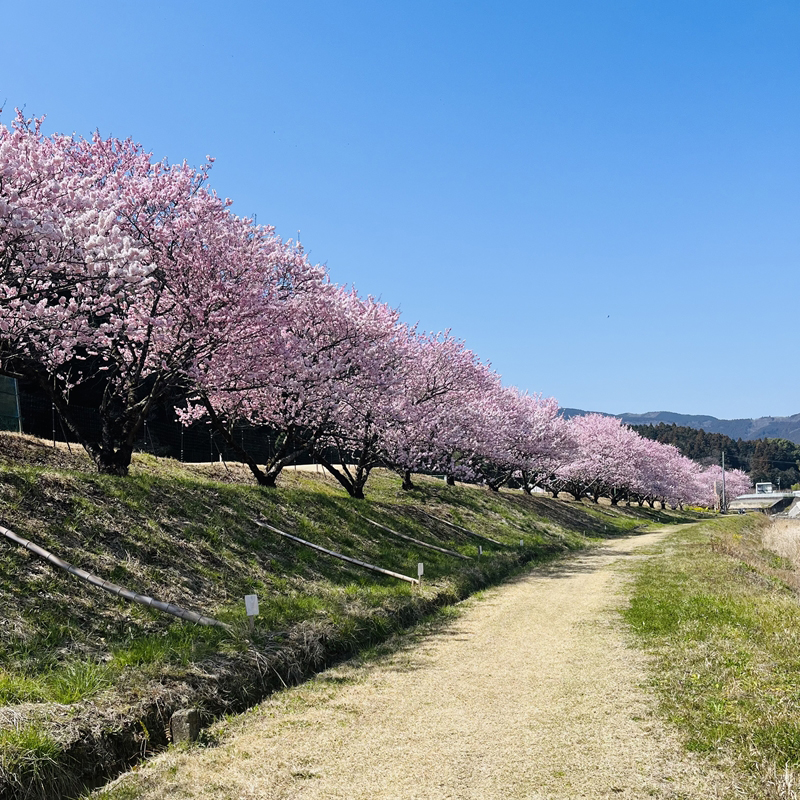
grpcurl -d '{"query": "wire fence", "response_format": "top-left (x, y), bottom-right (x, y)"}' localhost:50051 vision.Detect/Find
top-left (0, 376), bottom-right (21, 433)
top-left (15, 388), bottom-right (320, 465)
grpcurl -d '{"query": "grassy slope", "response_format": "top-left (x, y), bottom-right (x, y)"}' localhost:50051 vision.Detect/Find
top-left (0, 432), bottom-right (697, 799)
top-left (623, 514), bottom-right (800, 799)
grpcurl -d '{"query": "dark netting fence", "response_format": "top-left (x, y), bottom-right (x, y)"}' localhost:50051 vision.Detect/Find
top-left (0, 376), bottom-right (21, 433)
top-left (13, 383), bottom-right (322, 465)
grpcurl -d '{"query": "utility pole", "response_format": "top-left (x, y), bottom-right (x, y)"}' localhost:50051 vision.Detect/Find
top-left (721, 451), bottom-right (727, 512)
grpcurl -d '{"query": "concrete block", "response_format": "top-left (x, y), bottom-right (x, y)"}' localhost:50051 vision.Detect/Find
top-left (170, 708), bottom-right (200, 744)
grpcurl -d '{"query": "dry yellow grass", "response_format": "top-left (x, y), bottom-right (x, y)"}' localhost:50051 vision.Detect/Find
top-left (762, 518), bottom-right (800, 569)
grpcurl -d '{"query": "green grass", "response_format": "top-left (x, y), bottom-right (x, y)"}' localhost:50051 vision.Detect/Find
top-left (0, 433), bottom-right (704, 798)
top-left (0, 724), bottom-right (62, 768)
top-left (0, 723), bottom-right (73, 799)
top-left (623, 514), bottom-right (800, 798)
top-left (0, 671), bottom-right (47, 704)
top-left (0, 661), bottom-right (113, 706)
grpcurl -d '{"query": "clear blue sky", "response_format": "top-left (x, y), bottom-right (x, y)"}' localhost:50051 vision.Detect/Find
top-left (3, 1), bottom-right (798, 419)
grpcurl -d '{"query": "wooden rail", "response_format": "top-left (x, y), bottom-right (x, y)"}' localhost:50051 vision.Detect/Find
top-left (0, 523), bottom-right (232, 630)
top-left (252, 519), bottom-right (419, 585)
top-left (420, 511), bottom-right (504, 546)
top-left (359, 515), bottom-right (471, 560)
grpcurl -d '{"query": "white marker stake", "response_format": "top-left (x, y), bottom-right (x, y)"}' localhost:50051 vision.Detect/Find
top-left (520, 539), bottom-right (524, 547)
top-left (245, 594), bottom-right (259, 632)
top-left (478, 545), bottom-right (483, 559)
top-left (417, 562), bottom-right (424, 590)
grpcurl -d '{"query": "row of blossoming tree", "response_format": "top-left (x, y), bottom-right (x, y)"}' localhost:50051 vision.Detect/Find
top-left (0, 114), bottom-right (750, 505)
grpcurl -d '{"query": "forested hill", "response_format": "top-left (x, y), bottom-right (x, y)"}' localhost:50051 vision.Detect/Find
top-left (560, 409), bottom-right (800, 444)
top-left (632, 422), bottom-right (800, 490)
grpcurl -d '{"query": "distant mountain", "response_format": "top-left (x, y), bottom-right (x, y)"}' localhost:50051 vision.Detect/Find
top-left (560, 408), bottom-right (800, 444)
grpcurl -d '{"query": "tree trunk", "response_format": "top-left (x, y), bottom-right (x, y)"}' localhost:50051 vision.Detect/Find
top-left (446, 474), bottom-right (455, 486)
top-left (315, 450), bottom-right (370, 499)
top-left (200, 396), bottom-right (277, 486)
top-left (95, 443), bottom-right (135, 476)
top-left (53, 385), bottom-right (139, 476)
top-left (401, 469), bottom-right (415, 491)
top-left (485, 468), bottom-right (512, 492)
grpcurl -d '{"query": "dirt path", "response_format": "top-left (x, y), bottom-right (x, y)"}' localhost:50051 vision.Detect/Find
top-left (106, 527), bottom-right (730, 800)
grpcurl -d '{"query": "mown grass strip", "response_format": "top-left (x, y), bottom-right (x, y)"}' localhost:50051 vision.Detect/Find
top-left (623, 514), bottom-right (800, 799)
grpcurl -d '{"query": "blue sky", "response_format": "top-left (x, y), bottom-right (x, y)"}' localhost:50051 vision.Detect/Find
top-left (2, 1), bottom-right (798, 419)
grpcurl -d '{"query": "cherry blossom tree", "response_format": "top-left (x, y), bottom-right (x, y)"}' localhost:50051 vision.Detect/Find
top-left (550, 416), bottom-right (734, 509)
top-left (626, 439), bottom-right (695, 508)
top-left (0, 113), bottom-right (277, 474)
top-left (379, 331), bottom-right (496, 490)
top-left (467, 387), bottom-right (568, 492)
top-left (554, 414), bottom-right (643, 503)
top-left (694, 464), bottom-right (751, 509)
top-left (183, 278), bottom-right (379, 487)
top-left (309, 295), bottom-right (410, 499)
top-left (509, 394), bottom-right (572, 494)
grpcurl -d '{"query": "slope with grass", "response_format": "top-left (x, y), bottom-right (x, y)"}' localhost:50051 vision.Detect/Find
top-left (0, 432), bottom-right (699, 799)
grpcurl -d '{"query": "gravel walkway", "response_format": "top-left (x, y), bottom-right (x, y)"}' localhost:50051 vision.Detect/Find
top-left (106, 527), bottom-right (730, 800)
